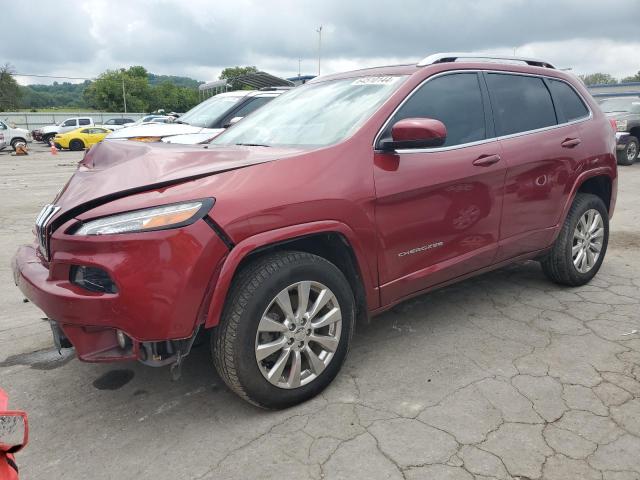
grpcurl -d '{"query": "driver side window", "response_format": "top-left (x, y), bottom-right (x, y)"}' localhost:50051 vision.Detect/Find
top-left (63, 119), bottom-right (77, 127)
top-left (382, 73), bottom-right (487, 148)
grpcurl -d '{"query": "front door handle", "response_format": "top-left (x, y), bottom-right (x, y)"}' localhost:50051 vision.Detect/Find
top-left (561, 138), bottom-right (582, 148)
top-left (473, 154), bottom-right (501, 167)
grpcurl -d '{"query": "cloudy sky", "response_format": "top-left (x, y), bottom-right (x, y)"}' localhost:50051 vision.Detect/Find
top-left (2, 0), bottom-right (639, 85)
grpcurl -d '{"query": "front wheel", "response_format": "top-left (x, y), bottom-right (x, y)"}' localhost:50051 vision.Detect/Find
top-left (212, 251), bottom-right (355, 409)
top-left (541, 193), bottom-right (609, 286)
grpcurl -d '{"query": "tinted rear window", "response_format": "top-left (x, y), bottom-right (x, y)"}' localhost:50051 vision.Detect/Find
top-left (548, 80), bottom-right (589, 122)
top-left (486, 74), bottom-right (557, 136)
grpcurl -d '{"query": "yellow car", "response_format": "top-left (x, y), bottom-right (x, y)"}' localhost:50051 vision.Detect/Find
top-left (53, 127), bottom-right (112, 151)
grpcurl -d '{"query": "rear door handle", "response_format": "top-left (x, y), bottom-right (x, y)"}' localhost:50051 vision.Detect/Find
top-left (561, 138), bottom-right (581, 148)
top-left (473, 154), bottom-right (501, 167)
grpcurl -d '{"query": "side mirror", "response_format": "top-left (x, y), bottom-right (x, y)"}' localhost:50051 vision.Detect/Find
top-left (379, 118), bottom-right (447, 151)
top-left (224, 116), bottom-right (243, 128)
top-left (0, 412), bottom-right (28, 453)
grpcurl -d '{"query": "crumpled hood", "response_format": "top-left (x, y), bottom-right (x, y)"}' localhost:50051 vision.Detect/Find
top-left (106, 122), bottom-right (217, 139)
top-left (49, 139), bottom-right (301, 228)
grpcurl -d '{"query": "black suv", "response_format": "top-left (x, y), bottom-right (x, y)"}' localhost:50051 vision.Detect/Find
top-left (599, 96), bottom-right (640, 165)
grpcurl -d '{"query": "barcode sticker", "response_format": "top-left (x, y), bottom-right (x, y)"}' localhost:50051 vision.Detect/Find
top-left (351, 76), bottom-right (400, 86)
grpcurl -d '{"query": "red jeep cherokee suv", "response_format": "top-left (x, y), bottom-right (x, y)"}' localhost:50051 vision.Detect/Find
top-left (13, 53), bottom-right (617, 408)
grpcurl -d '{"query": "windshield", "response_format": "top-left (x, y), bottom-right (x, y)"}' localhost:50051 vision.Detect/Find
top-left (212, 76), bottom-right (407, 148)
top-left (599, 97), bottom-right (640, 113)
top-left (179, 95), bottom-right (244, 128)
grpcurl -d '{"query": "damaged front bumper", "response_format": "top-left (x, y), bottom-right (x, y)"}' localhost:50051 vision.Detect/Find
top-left (12, 218), bottom-right (228, 366)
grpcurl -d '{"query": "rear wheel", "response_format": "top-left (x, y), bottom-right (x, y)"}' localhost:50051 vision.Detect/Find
top-left (69, 139), bottom-right (85, 151)
top-left (212, 251), bottom-right (355, 409)
top-left (541, 193), bottom-right (609, 286)
top-left (617, 136), bottom-right (638, 166)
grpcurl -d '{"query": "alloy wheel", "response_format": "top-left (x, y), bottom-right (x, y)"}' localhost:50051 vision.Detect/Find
top-left (572, 209), bottom-right (604, 273)
top-left (255, 281), bottom-right (342, 389)
top-left (627, 142), bottom-right (638, 162)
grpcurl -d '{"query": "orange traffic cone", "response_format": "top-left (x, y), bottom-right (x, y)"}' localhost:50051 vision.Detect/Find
top-left (50, 141), bottom-right (58, 155)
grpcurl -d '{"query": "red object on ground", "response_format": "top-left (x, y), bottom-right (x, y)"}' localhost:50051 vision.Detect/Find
top-left (0, 389), bottom-right (28, 480)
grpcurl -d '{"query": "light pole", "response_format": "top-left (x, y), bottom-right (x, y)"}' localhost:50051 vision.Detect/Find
top-left (121, 69), bottom-right (127, 113)
top-left (316, 25), bottom-right (323, 76)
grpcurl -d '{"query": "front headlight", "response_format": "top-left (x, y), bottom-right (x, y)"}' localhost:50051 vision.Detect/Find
top-left (616, 120), bottom-right (628, 132)
top-left (73, 199), bottom-right (213, 235)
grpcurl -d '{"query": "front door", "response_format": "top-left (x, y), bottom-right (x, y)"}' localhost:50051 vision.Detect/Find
top-left (60, 119), bottom-right (78, 133)
top-left (374, 72), bottom-right (505, 305)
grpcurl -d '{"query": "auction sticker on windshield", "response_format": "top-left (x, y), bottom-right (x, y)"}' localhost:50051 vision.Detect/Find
top-left (351, 76), bottom-right (401, 86)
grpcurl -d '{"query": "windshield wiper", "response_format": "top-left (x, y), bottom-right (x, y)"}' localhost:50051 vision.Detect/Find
top-left (235, 143), bottom-right (271, 147)
top-left (172, 120), bottom-right (189, 124)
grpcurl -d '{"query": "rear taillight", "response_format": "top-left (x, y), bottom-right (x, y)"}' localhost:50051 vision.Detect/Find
top-left (609, 119), bottom-right (617, 132)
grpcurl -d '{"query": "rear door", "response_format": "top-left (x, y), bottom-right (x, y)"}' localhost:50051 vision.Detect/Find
top-left (374, 72), bottom-right (506, 305)
top-left (484, 73), bottom-right (587, 261)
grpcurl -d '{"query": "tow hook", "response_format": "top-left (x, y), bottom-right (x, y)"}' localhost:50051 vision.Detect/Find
top-left (138, 326), bottom-right (201, 379)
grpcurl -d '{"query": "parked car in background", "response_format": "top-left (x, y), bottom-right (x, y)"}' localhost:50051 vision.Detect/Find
top-left (13, 53), bottom-right (616, 409)
top-left (106, 88), bottom-right (288, 144)
top-left (98, 118), bottom-right (135, 130)
top-left (598, 96), bottom-right (640, 165)
top-left (128, 115), bottom-right (172, 126)
top-left (34, 117), bottom-right (94, 145)
top-left (0, 120), bottom-right (32, 151)
top-left (53, 127), bottom-right (112, 151)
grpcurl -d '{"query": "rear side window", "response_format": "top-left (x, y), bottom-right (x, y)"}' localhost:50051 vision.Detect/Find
top-left (548, 80), bottom-right (589, 122)
top-left (384, 73), bottom-right (486, 147)
top-left (486, 74), bottom-right (557, 136)
top-left (79, 119), bottom-right (91, 126)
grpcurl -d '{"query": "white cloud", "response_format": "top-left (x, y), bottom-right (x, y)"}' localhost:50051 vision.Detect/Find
top-left (3, 0), bottom-right (639, 85)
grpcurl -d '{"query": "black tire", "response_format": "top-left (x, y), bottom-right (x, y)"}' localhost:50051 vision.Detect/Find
top-left (69, 139), bottom-right (84, 151)
top-left (43, 133), bottom-right (56, 145)
top-left (212, 251), bottom-right (355, 409)
top-left (617, 136), bottom-right (638, 166)
top-left (10, 138), bottom-right (26, 151)
top-left (541, 193), bottom-right (609, 286)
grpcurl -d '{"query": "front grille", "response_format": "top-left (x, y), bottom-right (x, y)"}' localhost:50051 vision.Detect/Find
top-left (35, 204), bottom-right (61, 260)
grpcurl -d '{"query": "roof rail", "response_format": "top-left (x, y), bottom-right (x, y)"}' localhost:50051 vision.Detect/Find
top-left (417, 52), bottom-right (555, 69)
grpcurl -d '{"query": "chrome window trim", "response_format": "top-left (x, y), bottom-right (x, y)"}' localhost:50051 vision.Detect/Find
top-left (373, 69), bottom-right (593, 154)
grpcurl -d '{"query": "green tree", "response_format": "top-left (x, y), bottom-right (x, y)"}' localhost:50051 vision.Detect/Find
top-left (148, 81), bottom-right (199, 113)
top-left (0, 64), bottom-right (22, 110)
top-left (621, 71), bottom-right (640, 83)
top-left (579, 73), bottom-right (618, 86)
top-left (84, 66), bottom-right (152, 112)
top-left (219, 65), bottom-right (258, 81)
